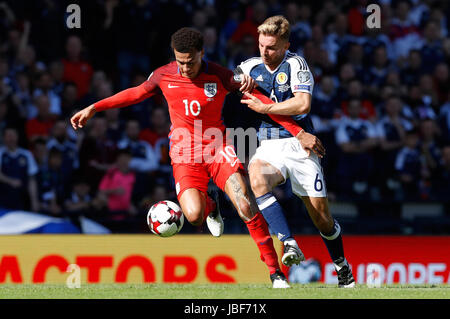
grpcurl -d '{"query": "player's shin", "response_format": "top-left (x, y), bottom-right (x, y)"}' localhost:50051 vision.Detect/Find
top-left (320, 218), bottom-right (346, 267)
top-left (245, 212), bottom-right (280, 274)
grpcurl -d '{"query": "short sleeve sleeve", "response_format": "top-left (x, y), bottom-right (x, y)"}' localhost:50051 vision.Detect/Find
top-left (287, 56), bottom-right (314, 95)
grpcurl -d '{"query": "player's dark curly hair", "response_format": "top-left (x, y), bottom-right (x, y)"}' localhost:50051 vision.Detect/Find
top-left (171, 27), bottom-right (204, 53)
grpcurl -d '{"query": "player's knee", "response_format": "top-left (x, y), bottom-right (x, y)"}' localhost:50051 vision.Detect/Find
top-left (249, 171), bottom-right (270, 197)
top-left (183, 207), bottom-right (204, 226)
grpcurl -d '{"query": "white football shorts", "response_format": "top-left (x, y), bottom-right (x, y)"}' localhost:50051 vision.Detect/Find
top-left (249, 137), bottom-right (327, 197)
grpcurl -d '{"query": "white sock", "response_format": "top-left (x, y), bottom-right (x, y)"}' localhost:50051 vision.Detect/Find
top-left (284, 238), bottom-right (298, 247)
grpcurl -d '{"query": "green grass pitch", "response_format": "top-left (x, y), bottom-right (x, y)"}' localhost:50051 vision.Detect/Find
top-left (0, 283), bottom-right (449, 299)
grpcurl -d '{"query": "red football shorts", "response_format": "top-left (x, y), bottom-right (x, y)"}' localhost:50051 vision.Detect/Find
top-left (172, 144), bottom-right (244, 199)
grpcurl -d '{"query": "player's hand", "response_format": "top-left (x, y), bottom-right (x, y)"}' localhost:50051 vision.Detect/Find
top-left (239, 74), bottom-right (257, 93)
top-left (241, 92), bottom-right (270, 114)
top-left (70, 105), bottom-right (97, 130)
top-left (296, 130), bottom-right (326, 158)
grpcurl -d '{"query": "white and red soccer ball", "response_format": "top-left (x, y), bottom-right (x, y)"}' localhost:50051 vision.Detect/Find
top-left (147, 200), bottom-right (184, 237)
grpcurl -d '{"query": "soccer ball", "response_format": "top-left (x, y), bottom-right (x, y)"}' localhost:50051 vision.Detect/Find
top-left (147, 200), bottom-right (184, 237)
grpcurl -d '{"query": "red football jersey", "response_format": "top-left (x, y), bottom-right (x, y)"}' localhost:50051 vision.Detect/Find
top-left (144, 61), bottom-right (237, 141)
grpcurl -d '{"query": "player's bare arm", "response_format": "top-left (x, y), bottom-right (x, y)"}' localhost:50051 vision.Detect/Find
top-left (241, 91), bottom-right (311, 115)
top-left (241, 91), bottom-right (324, 157)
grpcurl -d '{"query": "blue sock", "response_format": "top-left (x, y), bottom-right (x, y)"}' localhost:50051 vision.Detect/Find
top-left (255, 192), bottom-right (292, 242)
top-left (320, 219), bottom-right (345, 264)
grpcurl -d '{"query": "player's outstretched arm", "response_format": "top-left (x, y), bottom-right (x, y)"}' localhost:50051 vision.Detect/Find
top-left (247, 90), bottom-right (325, 158)
top-left (70, 82), bottom-right (155, 130)
top-left (241, 91), bottom-right (311, 116)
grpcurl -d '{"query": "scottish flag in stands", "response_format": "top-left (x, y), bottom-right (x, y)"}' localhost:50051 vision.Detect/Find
top-left (0, 209), bottom-right (110, 234)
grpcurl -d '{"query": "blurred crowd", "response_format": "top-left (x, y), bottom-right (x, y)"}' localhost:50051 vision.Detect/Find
top-left (0, 0), bottom-right (449, 233)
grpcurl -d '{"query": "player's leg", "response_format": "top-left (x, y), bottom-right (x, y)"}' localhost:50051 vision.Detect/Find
top-left (301, 196), bottom-right (355, 288)
top-left (223, 172), bottom-right (289, 288)
top-left (173, 163), bottom-right (222, 236)
top-left (249, 158), bottom-right (304, 267)
top-left (178, 188), bottom-right (206, 226)
top-left (286, 145), bottom-right (355, 288)
top-left (209, 145), bottom-right (288, 287)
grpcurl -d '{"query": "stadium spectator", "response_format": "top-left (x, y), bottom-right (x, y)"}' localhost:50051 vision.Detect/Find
top-left (203, 26), bottom-right (223, 64)
top-left (79, 116), bottom-right (117, 190)
top-left (118, 120), bottom-right (158, 173)
top-left (36, 148), bottom-right (65, 216)
top-left (346, 43), bottom-right (366, 82)
top-left (48, 60), bottom-right (65, 97)
top-left (25, 94), bottom-right (56, 144)
top-left (362, 17), bottom-right (395, 62)
top-left (191, 9), bottom-right (208, 33)
top-left (405, 84), bottom-right (436, 124)
top-left (30, 137), bottom-right (48, 170)
top-left (389, 0), bottom-right (422, 59)
top-left (62, 35), bottom-right (94, 99)
top-left (32, 71), bottom-right (62, 117)
top-left (376, 96), bottom-right (413, 196)
top-left (60, 82), bottom-right (79, 119)
top-left (105, 107), bottom-right (124, 143)
top-left (365, 46), bottom-right (392, 92)
top-left (64, 177), bottom-right (102, 232)
top-left (229, 1), bottom-right (267, 55)
top-left (97, 148), bottom-right (137, 231)
top-left (400, 49), bottom-right (424, 87)
top-left (0, 100), bottom-right (14, 143)
top-left (227, 34), bottom-right (258, 70)
top-left (46, 120), bottom-right (79, 177)
top-left (324, 13), bottom-right (354, 65)
top-left (432, 62), bottom-right (449, 105)
top-left (418, 118), bottom-right (441, 197)
top-left (139, 106), bottom-right (170, 163)
top-left (439, 92), bottom-right (450, 144)
top-left (433, 145), bottom-right (450, 203)
top-left (340, 79), bottom-right (377, 121)
top-left (335, 98), bottom-right (378, 200)
top-left (336, 63), bottom-right (357, 100)
top-left (311, 75), bottom-right (339, 130)
top-left (395, 129), bottom-right (422, 201)
top-left (12, 71), bottom-right (34, 120)
top-left (0, 127), bottom-right (39, 211)
top-left (419, 21), bottom-right (445, 73)
top-left (118, 119), bottom-right (159, 202)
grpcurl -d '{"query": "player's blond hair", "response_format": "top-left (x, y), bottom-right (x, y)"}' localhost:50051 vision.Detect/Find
top-left (257, 15), bottom-right (290, 41)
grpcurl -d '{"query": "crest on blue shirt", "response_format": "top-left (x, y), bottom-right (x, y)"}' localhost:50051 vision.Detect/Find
top-left (276, 72), bottom-right (288, 85)
top-left (204, 83), bottom-right (217, 97)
